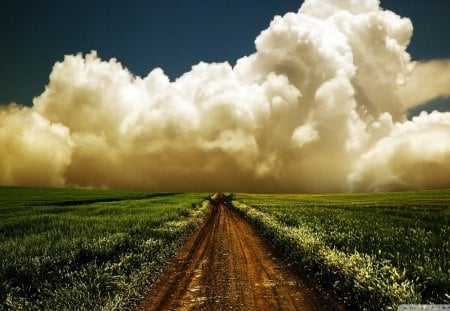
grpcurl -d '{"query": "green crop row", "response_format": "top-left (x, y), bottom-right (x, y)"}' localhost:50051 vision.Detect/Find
top-left (233, 190), bottom-right (450, 310)
top-left (0, 187), bottom-right (210, 310)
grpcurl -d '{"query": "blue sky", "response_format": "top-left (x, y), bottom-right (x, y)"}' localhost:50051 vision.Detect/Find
top-left (1, 0), bottom-right (450, 109)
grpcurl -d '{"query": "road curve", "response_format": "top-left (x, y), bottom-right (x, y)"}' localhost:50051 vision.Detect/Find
top-left (139, 203), bottom-right (344, 311)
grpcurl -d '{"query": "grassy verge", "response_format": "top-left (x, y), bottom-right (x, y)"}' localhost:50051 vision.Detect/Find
top-left (233, 190), bottom-right (450, 310)
top-left (0, 187), bottom-right (210, 310)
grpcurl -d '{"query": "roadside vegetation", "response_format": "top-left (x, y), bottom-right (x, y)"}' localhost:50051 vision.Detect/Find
top-left (233, 190), bottom-right (450, 310)
top-left (0, 187), bottom-right (210, 310)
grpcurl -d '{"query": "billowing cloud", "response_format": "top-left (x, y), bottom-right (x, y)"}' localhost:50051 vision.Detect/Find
top-left (1, 0), bottom-right (449, 192)
top-left (0, 105), bottom-right (73, 187)
top-left (349, 111), bottom-right (450, 191)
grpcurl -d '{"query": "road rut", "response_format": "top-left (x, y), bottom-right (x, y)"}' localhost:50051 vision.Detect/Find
top-left (140, 202), bottom-right (344, 311)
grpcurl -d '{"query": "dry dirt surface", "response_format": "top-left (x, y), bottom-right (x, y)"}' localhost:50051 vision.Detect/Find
top-left (139, 202), bottom-right (345, 311)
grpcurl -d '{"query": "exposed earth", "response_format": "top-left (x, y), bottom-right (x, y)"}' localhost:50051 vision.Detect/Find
top-left (140, 201), bottom-right (345, 311)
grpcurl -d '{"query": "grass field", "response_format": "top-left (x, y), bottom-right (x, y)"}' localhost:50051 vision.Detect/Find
top-left (233, 190), bottom-right (450, 310)
top-left (0, 187), bottom-right (209, 310)
top-left (2, 187), bottom-right (449, 310)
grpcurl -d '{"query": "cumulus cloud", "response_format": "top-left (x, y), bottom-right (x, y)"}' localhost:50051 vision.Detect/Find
top-left (349, 111), bottom-right (450, 191)
top-left (1, 0), bottom-right (449, 192)
top-left (0, 105), bottom-right (73, 187)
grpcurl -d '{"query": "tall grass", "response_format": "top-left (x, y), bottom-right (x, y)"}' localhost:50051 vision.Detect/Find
top-left (234, 190), bottom-right (450, 310)
top-left (0, 187), bottom-right (210, 310)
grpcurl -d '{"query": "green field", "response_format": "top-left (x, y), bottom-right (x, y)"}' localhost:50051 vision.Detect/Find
top-left (0, 187), bottom-right (209, 310)
top-left (2, 188), bottom-right (449, 310)
top-left (233, 190), bottom-right (450, 310)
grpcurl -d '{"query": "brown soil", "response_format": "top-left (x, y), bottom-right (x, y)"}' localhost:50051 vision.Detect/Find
top-left (139, 202), bottom-right (345, 311)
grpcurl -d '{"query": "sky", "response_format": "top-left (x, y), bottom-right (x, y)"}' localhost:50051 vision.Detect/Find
top-left (1, 0), bottom-right (450, 109)
top-left (3, 0), bottom-right (300, 105)
top-left (0, 0), bottom-right (449, 193)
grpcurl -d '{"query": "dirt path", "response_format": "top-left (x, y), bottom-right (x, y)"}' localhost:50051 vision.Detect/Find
top-left (139, 202), bottom-right (345, 311)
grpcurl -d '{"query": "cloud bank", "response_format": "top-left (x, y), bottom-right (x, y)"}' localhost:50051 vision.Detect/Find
top-left (1, 0), bottom-right (450, 192)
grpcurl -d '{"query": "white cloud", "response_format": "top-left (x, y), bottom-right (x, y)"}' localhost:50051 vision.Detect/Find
top-left (399, 59), bottom-right (450, 108)
top-left (1, 0), bottom-right (449, 192)
top-left (349, 111), bottom-right (450, 191)
top-left (0, 105), bottom-right (73, 187)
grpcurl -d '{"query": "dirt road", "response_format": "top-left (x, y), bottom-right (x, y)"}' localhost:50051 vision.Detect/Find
top-left (140, 202), bottom-right (344, 311)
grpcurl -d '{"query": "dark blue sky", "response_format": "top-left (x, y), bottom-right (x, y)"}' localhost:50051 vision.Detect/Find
top-left (1, 0), bottom-right (450, 106)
